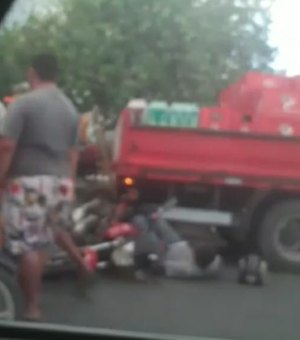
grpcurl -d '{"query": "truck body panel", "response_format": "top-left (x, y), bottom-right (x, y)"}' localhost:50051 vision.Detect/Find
top-left (114, 108), bottom-right (300, 192)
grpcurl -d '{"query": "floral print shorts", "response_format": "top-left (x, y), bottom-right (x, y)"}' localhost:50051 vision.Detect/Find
top-left (2, 176), bottom-right (75, 255)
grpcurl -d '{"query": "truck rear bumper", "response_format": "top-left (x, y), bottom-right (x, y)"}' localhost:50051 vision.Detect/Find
top-left (162, 207), bottom-right (233, 227)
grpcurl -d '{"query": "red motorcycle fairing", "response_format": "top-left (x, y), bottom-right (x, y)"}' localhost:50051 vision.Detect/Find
top-left (103, 223), bottom-right (138, 240)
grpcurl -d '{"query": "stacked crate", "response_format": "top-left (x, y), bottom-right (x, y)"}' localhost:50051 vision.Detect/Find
top-left (216, 72), bottom-right (300, 136)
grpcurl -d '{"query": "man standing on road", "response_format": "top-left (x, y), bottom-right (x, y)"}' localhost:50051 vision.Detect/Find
top-left (0, 54), bottom-right (91, 321)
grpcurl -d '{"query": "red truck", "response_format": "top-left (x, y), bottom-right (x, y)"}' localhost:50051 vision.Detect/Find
top-left (113, 72), bottom-right (300, 272)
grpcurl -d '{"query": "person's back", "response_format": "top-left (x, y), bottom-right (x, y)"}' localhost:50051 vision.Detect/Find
top-left (8, 85), bottom-right (78, 178)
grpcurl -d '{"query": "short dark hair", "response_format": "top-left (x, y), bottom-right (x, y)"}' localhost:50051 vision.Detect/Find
top-left (31, 54), bottom-right (58, 81)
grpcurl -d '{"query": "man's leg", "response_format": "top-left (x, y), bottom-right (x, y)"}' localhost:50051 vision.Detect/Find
top-left (17, 250), bottom-right (48, 320)
top-left (2, 195), bottom-right (47, 319)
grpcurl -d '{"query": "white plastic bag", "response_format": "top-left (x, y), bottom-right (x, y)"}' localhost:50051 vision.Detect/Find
top-left (164, 241), bottom-right (198, 277)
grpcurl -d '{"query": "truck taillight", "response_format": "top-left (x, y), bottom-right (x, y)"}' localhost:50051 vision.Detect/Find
top-left (123, 177), bottom-right (135, 187)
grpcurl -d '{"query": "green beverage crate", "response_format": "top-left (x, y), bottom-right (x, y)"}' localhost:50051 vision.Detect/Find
top-left (143, 101), bottom-right (199, 128)
top-left (169, 103), bottom-right (199, 128)
top-left (143, 101), bottom-right (169, 127)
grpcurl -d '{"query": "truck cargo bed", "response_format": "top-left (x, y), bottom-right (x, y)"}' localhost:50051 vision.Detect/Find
top-left (115, 120), bottom-right (300, 191)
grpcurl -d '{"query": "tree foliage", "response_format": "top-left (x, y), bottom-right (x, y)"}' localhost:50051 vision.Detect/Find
top-left (0, 0), bottom-right (276, 123)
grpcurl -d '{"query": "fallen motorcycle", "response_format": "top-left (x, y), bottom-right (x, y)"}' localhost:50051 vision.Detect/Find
top-left (45, 198), bottom-right (177, 278)
top-left (46, 186), bottom-right (223, 281)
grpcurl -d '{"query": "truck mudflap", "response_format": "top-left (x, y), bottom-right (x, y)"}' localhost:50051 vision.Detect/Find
top-left (162, 207), bottom-right (233, 227)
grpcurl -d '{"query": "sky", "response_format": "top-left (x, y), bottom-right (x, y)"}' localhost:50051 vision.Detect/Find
top-left (269, 0), bottom-right (300, 75)
top-left (3, 0), bottom-right (300, 76)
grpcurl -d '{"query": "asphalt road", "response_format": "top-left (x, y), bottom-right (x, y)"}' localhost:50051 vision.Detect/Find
top-left (41, 266), bottom-right (300, 340)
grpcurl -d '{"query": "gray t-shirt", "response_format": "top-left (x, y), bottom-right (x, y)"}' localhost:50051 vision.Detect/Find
top-left (2, 85), bottom-right (79, 178)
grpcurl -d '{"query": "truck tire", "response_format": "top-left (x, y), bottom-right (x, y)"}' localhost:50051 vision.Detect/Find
top-left (259, 200), bottom-right (300, 272)
top-left (0, 266), bottom-right (22, 321)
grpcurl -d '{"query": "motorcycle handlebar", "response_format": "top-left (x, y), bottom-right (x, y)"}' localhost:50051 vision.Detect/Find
top-left (154, 197), bottom-right (178, 218)
top-left (161, 197), bottom-right (178, 211)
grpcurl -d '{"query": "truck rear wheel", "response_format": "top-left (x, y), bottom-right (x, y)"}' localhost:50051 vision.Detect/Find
top-left (259, 200), bottom-right (300, 272)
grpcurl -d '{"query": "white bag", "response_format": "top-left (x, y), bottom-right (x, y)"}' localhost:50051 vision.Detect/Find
top-left (164, 241), bottom-right (198, 277)
top-left (165, 241), bottom-right (222, 278)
